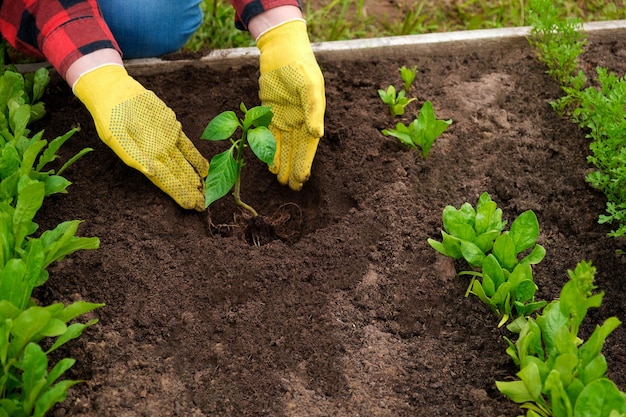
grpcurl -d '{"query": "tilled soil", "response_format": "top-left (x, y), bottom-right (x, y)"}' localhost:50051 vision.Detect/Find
top-left (30, 28), bottom-right (626, 416)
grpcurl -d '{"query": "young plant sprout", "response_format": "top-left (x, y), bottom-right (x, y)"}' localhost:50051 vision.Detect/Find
top-left (201, 102), bottom-right (276, 217)
top-left (378, 84), bottom-right (416, 117)
top-left (399, 65), bottom-right (418, 91)
top-left (382, 100), bottom-right (452, 158)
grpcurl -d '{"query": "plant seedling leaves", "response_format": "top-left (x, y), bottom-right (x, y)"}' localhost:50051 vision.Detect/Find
top-left (414, 101), bottom-right (452, 157)
top-left (442, 206), bottom-right (477, 241)
top-left (204, 149), bottom-right (237, 208)
top-left (381, 123), bottom-right (417, 150)
top-left (510, 210), bottom-right (540, 253)
top-left (247, 126), bottom-right (276, 164)
top-left (201, 111), bottom-right (239, 140)
top-left (574, 379), bottom-right (626, 417)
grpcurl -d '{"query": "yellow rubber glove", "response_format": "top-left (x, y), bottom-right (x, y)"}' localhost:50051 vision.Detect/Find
top-left (257, 19), bottom-right (325, 190)
top-left (73, 65), bottom-right (209, 211)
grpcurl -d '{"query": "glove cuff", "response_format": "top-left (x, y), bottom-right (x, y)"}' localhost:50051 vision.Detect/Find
top-left (72, 63), bottom-right (126, 95)
top-left (255, 18), bottom-right (306, 42)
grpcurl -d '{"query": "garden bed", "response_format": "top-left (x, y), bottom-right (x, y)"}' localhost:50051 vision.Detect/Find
top-left (32, 23), bottom-right (626, 416)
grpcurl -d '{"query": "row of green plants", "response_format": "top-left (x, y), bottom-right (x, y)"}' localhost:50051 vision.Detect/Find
top-left (526, 0), bottom-right (626, 239)
top-left (428, 193), bottom-right (626, 417)
top-left (0, 44), bottom-right (102, 416)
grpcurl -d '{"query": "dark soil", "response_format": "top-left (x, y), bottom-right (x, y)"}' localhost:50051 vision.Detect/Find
top-left (31, 29), bottom-right (626, 417)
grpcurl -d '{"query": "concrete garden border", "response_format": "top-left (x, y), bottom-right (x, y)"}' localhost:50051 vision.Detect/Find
top-left (125, 19), bottom-right (626, 74)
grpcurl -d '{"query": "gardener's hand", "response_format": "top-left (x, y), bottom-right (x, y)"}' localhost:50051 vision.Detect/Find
top-left (254, 14), bottom-right (325, 190)
top-left (72, 64), bottom-right (209, 211)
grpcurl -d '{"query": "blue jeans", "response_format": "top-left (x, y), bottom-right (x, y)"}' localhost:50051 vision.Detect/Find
top-left (97, 0), bottom-right (203, 58)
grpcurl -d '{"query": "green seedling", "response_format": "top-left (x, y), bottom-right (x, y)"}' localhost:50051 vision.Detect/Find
top-left (428, 192), bottom-right (547, 326)
top-left (497, 260), bottom-right (626, 417)
top-left (381, 101), bottom-right (452, 157)
top-left (378, 85), bottom-right (416, 117)
top-left (399, 65), bottom-right (418, 91)
top-left (201, 102), bottom-right (276, 217)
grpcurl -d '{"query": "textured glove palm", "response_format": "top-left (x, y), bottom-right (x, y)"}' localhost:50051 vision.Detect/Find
top-left (73, 65), bottom-right (209, 210)
top-left (257, 19), bottom-right (325, 190)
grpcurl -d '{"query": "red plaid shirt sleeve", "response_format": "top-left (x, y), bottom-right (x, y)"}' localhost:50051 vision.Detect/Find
top-left (230, 0), bottom-right (301, 30)
top-left (0, 0), bottom-right (119, 76)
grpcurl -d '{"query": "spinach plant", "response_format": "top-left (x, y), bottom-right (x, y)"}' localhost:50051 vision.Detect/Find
top-left (0, 56), bottom-right (103, 416)
top-left (399, 65), bottom-right (417, 92)
top-left (497, 260), bottom-right (626, 417)
top-left (428, 192), bottom-right (546, 326)
top-left (201, 102), bottom-right (276, 217)
top-left (378, 85), bottom-right (416, 118)
top-left (381, 100), bottom-right (452, 157)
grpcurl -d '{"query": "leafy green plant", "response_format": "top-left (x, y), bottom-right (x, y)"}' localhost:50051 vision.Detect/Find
top-left (399, 65), bottom-right (418, 92)
top-left (0, 300), bottom-right (104, 416)
top-left (526, 0), bottom-right (587, 90)
top-left (201, 102), bottom-right (276, 217)
top-left (428, 192), bottom-right (546, 326)
top-left (381, 100), bottom-right (452, 157)
top-left (526, 0), bottom-right (626, 240)
top-left (378, 84), bottom-right (416, 117)
top-left (0, 55), bottom-right (103, 416)
top-left (497, 260), bottom-right (626, 417)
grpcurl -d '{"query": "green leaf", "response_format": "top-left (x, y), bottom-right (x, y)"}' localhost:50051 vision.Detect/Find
top-left (382, 123), bottom-right (417, 149)
top-left (47, 320), bottom-right (99, 353)
top-left (9, 307), bottom-right (51, 355)
top-left (33, 379), bottom-right (80, 417)
top-left (8, 101), bottom-right (30, 138)
top-left (0, 259), bottom-right (29, 309)
top-left (574, 379), bottom-right (626, 417)
top-left (36, 128), bottom-right (77, 171)
top-left (413, 101), bottom-right (452, 157)
top-left (460, 240), bottom-right (485, 267)
top-left (19, 342), bottom-right (48, 412)
top-left (496, 379), bottom-right (535, 403)
top-left (204, 148), bottom-right (237, 208)
top-left (201, 111), bottom-right (239, 140)
top-left (493, 233), bottom-right (517, 271)
top-left (544, 370), bottom-right (573, 417)
top-left (31, 68), bottom-right (49, 103)
top-left (515, 279), bottom-right (538, 303)
top-left (521, 244), bottom-right (546, 265)
top-left (247, 126), bottom-right (276, 164)
top-left (579, 354), bottom-right (608, 386)
top-left (38, 220), bottom-right (100, 268)
top-left (482, 254), bottom-right (505, 289)
top-left (243, 105), bottom-right (273, 129)
top-left (510, 210), bottom-right (540, 254)
top-left (579, 317), bottom-right (621, 370)
top-left (56, 301), bottom-right (104, 323)
top-left (13, 178), bottom-right (45, 246)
